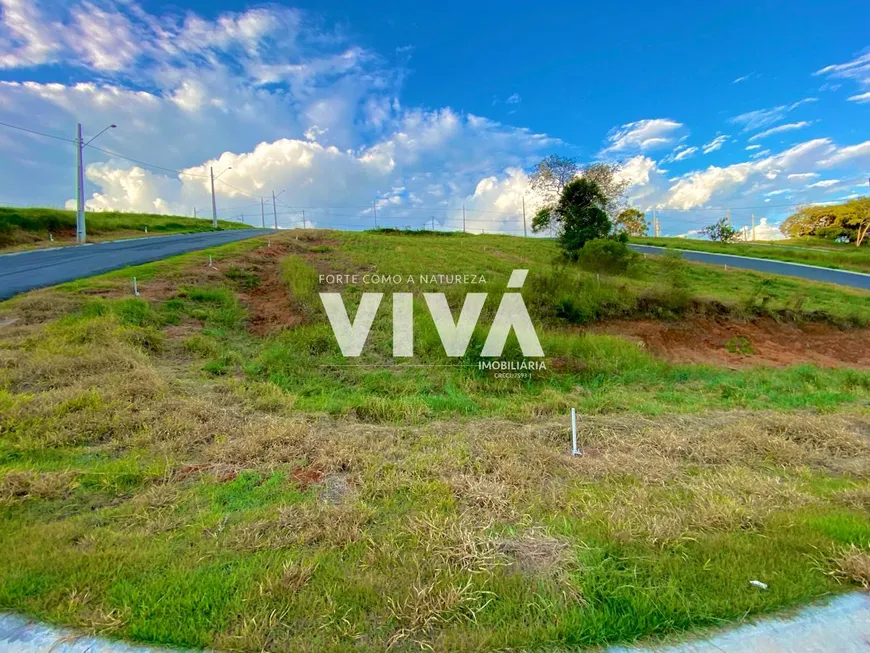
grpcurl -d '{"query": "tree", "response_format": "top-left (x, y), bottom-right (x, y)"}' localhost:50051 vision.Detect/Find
top-left (556, 178), bottom-right (611, 258)
top-left (614, 207), bottom-right (648, 236)
top-left (781, 198), bottom-right (870, 246)
top-left (581, 162), bottom-right (630, 217)
top-left (529, 156), bottom-right (629, 234)
top-left (701, 217), bottom-right (740, 243)
top-left (528, 155), bottom-right (579, 206)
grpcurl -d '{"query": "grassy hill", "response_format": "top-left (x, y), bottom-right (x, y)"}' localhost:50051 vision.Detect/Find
top-left (1, 230), bottom-right (869, 651)
top-left (635, 235), bottom-right (870, 273)
top-left (0, 206), bottom-right (248, 250)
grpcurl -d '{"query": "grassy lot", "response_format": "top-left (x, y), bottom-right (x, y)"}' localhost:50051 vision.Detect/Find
top-left (0, 207), bottom-right (248, 251)
top-left (635, 236), bottom-right (870, 273)
top-left (1, 230), bottom-right (870, 651)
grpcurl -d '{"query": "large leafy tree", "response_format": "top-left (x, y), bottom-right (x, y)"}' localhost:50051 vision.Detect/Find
top-left (555, 178), bottom-right (611, 258)
top-left (781, 198), bottom-right (870, 246)
top-left (614, 207), bottom-right (648, 236)
top-left (529, 156), bottom-right (628, 234)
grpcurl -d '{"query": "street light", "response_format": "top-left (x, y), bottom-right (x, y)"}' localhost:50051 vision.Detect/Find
top-left (210, 165), bottom-right (232, 228)
top-left (76, 123), bottom-right (117, 243)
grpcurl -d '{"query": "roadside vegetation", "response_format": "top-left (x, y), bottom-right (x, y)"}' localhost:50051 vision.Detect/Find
top-left (0, 206), bottom-right (248, 251)
top-left (1, 227), bottom-right (870, 651)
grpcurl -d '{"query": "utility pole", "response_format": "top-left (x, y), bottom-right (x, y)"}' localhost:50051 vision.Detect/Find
top-left (210, 166), bottom-right (217, 228)
top-left (193, 207), bottom-right (198, 218)
top-left (76, 121), bottom-right (116, 243)
top-left (522, 195), bottom-right (527, 237)
top-left (272, 190), bottom-right (278, 229)
top-left (727, 208), bottom-right (732, 228)
top-left (260, 198), bottom-right (265, 228)
top-left (302, 209), bottom-right (306, 229)
top-left (462, 204), bottom-right (466, 233)
top-left (76, 123), bottom-right (85, 243)
top-left (751, 213), bottom-right (756, 241)
top-left (373, 200), bottom-right (378, 228)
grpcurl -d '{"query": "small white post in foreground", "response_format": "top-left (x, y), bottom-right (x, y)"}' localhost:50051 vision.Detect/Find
top-left (571, 407), bottom-right (582, 456)
top-left (132, 277), bottom-right (139, 297)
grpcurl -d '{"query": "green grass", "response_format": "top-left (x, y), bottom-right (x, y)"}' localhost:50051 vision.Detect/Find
top-left (1, 229), bottom-right (870, 650)
top-left (635, 236), bottom-right (870, 273)
top-left (0, 206), bottom-right (248, 251)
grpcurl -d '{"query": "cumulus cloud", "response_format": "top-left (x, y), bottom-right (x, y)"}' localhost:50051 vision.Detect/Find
top-left (753, 217), bottom-right (785, 240)
top-left (0, 0), bottom-right (560, 224)
top-left (601, 118), bottom-right (684, 154)
top-left (662, 138), bottom-right (835, 210)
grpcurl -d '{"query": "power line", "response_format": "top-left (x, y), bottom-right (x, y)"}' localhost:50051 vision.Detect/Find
top-left (0, 120), bottom-right (77, 143)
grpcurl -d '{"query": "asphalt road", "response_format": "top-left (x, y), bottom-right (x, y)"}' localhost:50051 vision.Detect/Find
top-left (629, 244), bottom-right (870, 291)
top-left (0, 229), bottom-right (270, 301)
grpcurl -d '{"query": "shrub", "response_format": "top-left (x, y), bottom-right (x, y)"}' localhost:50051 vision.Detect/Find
top-left (577, 238), bottom-right (636, 275)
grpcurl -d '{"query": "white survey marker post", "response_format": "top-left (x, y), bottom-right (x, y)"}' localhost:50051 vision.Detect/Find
top-left (571, 407), bottom-right (581, 456)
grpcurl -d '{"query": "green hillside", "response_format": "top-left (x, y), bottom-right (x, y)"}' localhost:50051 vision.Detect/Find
top-left (0, 206), bottom-right (248, 250)
top-left (1, 230), bottom-right (869, 651)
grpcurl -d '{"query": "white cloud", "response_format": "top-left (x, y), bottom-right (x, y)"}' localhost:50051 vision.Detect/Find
top-left (730, 98), bottom-right (817, 132)
top-left (787, 172), bottom-right (818, 180)
top-left (0, 0), bottom-right (60, 68)
top-left (753, 218), bottom-right (785, 240)
top-left (745, 144), bottom-right (761, 151)
top-left (602, 118), bottom-right (684, 154)
top-left (848, 91), bottom-right (870, 103)
top-left (807, 179), bottom-right (840, 188)
top-left (506, 93), bottom-right (521, 104)
top-left (702, 135), bottom-right (729, 154)
top-left (815, 50), bottom-right (870, 84)
top-left (662, 138), bottom-right (835, 210)
top-left (748, 121), bottom-right (813, 142)
top-left (733, 73), bottom-right (754, 84)
top-left (819, 140), bottom-right (870, 167)
top-left (662, 145), bottom-right (697, 163)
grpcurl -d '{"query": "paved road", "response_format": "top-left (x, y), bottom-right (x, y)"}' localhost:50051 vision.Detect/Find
top-left (0, 229), bottom-right (269, 301)
top-left (630, 244), bottom-right (870, 291)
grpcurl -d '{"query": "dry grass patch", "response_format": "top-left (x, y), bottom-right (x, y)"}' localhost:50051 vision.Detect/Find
top-left (831, 545), bottom-right (870, 588)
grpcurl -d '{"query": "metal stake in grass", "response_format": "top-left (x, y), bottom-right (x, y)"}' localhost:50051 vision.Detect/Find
top-left (132, 277), bottom-right (140, 296)
top-left (208, 254), bottom-right (217, 269)
top-left (571, 407), bottom-right (582, 456)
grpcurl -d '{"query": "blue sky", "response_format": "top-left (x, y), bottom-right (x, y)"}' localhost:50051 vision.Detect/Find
top-left (0, 0), bottom-right (868, 237)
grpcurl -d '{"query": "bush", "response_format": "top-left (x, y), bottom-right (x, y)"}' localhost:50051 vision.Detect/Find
top-left (577, 238), bottom-right (636, 275)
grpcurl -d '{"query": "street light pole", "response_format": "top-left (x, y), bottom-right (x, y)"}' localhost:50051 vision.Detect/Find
top-left (76, 122), bottom-right (116, 244)
top-left (210, 167), bottom-right (218, 228)
top-left (210, 165), bottom-right (232, 229)
top-left (272, 191), bottom-right (278, 229)
top-left (76, 123), bottom-right (85, 243)
top-left (261, 198), bottom-right (265, 228)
